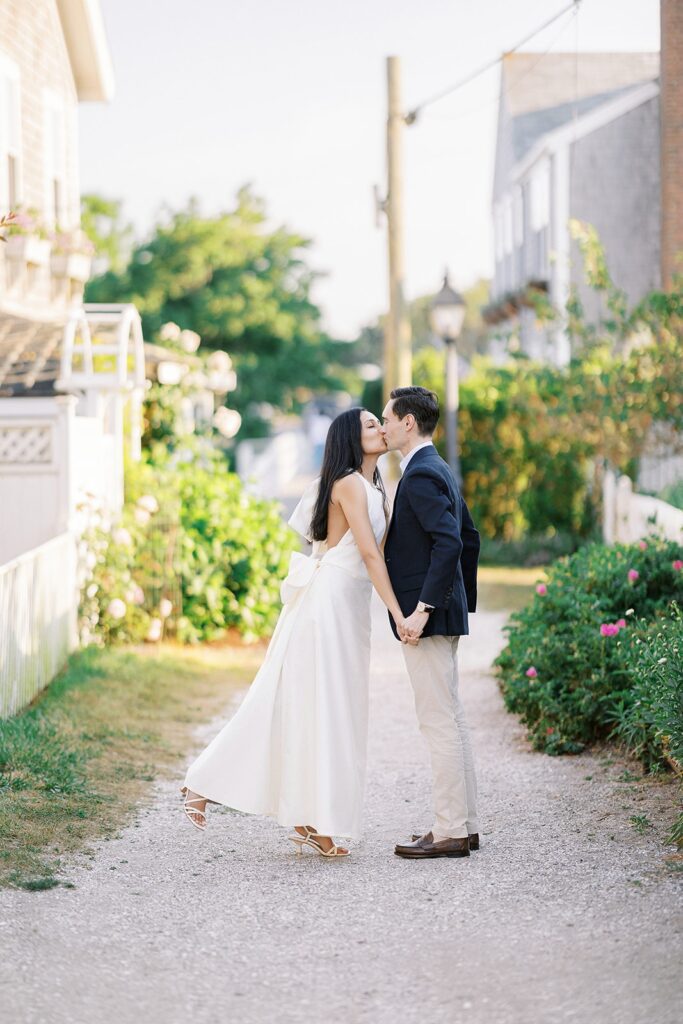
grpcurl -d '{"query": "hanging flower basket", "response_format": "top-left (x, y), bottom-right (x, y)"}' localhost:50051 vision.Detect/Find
top-left (6, 233), bottom-right (51, 266)
top-left (51, 251), bottom-right (92, 282)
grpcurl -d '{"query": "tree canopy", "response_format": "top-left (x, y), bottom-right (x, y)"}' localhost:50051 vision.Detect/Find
top-left (85, 189), bottom-right (344, 434)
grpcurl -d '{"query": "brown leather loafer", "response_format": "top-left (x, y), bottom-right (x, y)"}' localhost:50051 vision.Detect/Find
top-left (411, 832), bottom-right (479, 850)
top-left (395, 831), bottom-right (470, 859)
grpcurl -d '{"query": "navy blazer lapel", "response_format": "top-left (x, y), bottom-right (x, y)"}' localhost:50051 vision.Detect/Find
top-left (388, 445), bottom-right (436, 532)
top-left (401, 444), bottom-right (437, 481)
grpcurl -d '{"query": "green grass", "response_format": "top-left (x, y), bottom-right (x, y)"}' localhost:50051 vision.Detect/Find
top-left (0, 643), bottom-right (262, 890)
top-left (477, 565), bottom-right (545, 613)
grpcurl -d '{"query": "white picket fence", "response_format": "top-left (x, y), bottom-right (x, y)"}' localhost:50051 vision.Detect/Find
top-left (236, 429), bottom-right (314, 499)
top-left (603, 471), bottom-right (683, 545)
top-left (0, 532), bottom-right (78, 719)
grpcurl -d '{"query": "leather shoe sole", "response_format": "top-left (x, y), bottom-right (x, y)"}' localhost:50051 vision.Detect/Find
top-left (396, 846), bottom-right (470, 859)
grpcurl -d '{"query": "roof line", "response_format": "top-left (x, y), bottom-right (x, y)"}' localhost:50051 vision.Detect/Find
top-left (510, 78), bottom-right (659, 182)
top-left (406, 0), bottom-right (581, 123)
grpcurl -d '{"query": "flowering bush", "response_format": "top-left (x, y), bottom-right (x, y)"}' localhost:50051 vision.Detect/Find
top-left (5, 206), bottom-right (48, 239)
top-left (78, 444), bottom-right (298, 646)
top-left (495, 539), bottom-right (683, 754)
top-left (50, 226), bottom-right (95, 256)
top-left (78, 491), bottom-right (172, 646)
top-left (609, 603), bottom-right (683, 770)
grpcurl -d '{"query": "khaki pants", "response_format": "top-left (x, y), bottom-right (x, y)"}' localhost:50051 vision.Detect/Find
top-left (402, 635), bottom-right (479, 840)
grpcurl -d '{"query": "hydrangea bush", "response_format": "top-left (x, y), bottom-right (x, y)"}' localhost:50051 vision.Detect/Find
top-left (78, 444), bottom-right (298, 645)
top-left (495, 539), bottom-right (683, 756)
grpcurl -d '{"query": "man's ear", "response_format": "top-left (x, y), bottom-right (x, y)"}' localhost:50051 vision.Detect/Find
top-left (404, 413), bottom-right (415, 432)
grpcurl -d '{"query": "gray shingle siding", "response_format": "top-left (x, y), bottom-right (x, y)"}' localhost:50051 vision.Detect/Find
top-left (569, 95), bottom-right (661, 323)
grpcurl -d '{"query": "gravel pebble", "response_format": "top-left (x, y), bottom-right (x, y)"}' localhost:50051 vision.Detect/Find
top-left (0, 596), bottom-right (681, 1024)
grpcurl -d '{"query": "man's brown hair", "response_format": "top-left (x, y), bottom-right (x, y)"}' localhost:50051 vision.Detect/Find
top-left (389, 386), bottom-right (439, 436)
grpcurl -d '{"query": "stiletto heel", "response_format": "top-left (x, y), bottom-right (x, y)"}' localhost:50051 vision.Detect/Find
top-left (288, 825), bottom-right (349, 858)
top-left (180, 786), bottom-right (207, 832)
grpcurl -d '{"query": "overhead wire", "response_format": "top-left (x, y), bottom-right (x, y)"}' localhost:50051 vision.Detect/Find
top-left (405, 0), bottom-right (583, 124)
top-left (420, 4), bottom-right (581, 130)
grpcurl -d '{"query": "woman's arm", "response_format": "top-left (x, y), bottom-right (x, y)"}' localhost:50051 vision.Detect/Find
top-left (333, 475), bottom-right (406, 627)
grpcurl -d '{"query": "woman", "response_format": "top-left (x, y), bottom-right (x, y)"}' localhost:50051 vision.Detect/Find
top-left (181, 408), bottom-right (408, 857)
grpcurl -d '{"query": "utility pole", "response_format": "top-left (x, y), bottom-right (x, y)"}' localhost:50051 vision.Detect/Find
top-left (384, 56), bottom-right (411, 403)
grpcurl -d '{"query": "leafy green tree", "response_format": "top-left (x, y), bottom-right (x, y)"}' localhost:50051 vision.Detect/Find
top-left (81, 194), bottom-right (133, 273)
top-left (85, 189), bottom-right (345, 434)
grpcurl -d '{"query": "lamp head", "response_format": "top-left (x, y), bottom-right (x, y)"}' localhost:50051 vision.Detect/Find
top-left (430, 271), bottom-right (466, 341)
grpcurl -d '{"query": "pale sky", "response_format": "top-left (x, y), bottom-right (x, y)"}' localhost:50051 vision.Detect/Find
top-left (79, 0), bottom-right (661, 339)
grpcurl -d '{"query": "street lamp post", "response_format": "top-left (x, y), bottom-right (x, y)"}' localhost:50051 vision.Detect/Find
top-left (430, 272), bottom-right (466, 487)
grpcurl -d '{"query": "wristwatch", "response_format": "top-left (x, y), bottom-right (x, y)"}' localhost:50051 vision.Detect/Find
top-left (416, 601), bottom-right (435, 614)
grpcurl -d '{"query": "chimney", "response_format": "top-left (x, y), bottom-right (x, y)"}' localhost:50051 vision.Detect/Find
top-left (661, 0), bottom-right (683, 289)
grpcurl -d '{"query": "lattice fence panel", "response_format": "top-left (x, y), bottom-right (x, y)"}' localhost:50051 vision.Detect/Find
top-left (0, 425), bottom-right (53, 464)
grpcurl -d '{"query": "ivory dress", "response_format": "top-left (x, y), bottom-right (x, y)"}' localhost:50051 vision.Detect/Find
top-left (183, 474), bottom-right (387, 839)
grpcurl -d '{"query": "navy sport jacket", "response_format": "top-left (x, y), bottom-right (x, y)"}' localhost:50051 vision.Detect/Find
top-left (384, 444), bottom-right (480, 640)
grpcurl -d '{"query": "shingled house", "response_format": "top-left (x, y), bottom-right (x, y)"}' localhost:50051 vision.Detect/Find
top-left (0, 1), bottom-right (145, 716)
top-left (485, 51), bottom-right (660, 364)
top-left (0, 1), bottom-right (146, 567)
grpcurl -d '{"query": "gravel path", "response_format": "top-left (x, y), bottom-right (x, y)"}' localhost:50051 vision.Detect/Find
top-left (1, 596), bottom-right (681, 1024)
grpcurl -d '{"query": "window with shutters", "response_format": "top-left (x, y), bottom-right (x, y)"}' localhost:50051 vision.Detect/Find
top-left (43, 91), bottom-right (67, 228)
top-left (0, 55), bottom-right (21, 211)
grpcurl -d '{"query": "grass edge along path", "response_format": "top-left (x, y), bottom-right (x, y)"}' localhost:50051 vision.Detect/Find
top-left (0, 643), bottom-right (263, 891)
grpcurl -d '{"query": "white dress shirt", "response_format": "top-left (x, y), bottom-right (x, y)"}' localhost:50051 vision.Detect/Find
top-left (399, 441), bottom-right (435, 474)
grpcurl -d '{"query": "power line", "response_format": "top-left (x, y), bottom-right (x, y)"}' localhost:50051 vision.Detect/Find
top-left (422, 5), bottom-right (580, 129)
top-left (405, 0), bottom-right (583, 124)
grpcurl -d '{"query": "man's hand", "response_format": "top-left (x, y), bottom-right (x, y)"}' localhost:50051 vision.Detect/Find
top-left (402, 608), bottom-right (430, 642)
top-left (397, 618), bottom-right (420, 646)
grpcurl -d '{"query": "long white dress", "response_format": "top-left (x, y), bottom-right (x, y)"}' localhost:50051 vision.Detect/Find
top-left (183, 474), bottom-right (387, 840)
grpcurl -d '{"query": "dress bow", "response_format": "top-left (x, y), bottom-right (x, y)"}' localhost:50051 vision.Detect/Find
top-left (280, 551), bottom-right (321, 605)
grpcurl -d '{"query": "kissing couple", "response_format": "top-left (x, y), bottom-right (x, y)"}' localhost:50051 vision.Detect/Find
top-left (181, 386), bottom-right (481, 860)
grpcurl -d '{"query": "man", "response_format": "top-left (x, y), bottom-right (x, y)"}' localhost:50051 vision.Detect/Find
top-left (381, 386), bottom-right (480, 860)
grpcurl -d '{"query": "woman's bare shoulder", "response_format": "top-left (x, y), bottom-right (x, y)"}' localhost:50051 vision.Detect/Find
top-left (331, 473), bottom-right (364, 502)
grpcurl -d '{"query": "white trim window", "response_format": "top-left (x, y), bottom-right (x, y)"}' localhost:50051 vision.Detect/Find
top-left (0, 55), bottom-right (21, 211)
top-left (43, 90), bottom-right (68, 229)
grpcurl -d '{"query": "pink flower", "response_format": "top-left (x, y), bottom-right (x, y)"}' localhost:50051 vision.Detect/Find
top-left (536, 583), bottom-right (548, 596)
top-left (600, 623), bottom-right (619, 637)
top-left (546, 727), bottom-right (554, 736)
top-left (525, 666), bottom-right (538, 678)
top-left (616, 619), bottom-right (626, 629)
top-left (638, 541), bottom-right (648, 551)
top-left (627, 569), bottom-right (640, 582)
top-left (673, 560), bottom-right (683, 572)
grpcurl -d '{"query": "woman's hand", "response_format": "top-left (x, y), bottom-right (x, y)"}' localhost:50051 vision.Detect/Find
top-left (397, 617), bottom-right (419, 646)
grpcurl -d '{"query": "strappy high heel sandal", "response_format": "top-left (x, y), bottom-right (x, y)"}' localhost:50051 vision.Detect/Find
top-left (288, 825), bottom-right (350, 858)
top-left (180, 786), bottom-right (207, 832)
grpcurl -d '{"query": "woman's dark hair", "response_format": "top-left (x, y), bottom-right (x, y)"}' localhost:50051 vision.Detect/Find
top-left (310, 407), bottom-right (387, 542)
top-left (390, 385), bottom-right (439, 435)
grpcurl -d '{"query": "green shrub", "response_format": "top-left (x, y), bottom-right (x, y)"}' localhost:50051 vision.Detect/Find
top-left (495, 540), bottom-right (683, 754)
top-left (609, 603), bottom-right (683, 770)
top-left (79, 443), bottom-right (298, 645)
top-left (658, 480), bottom-right (683, 512)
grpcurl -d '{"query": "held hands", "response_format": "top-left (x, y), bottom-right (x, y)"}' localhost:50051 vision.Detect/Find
top-left (397, 619), bottom-right (417, 646)
top-left (398, 608), bottom-right (431, 645)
